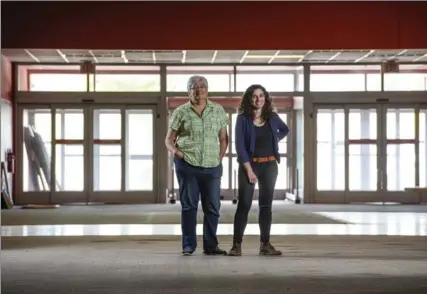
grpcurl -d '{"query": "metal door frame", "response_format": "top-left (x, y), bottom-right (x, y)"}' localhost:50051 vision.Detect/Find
top-left (312, 102), bottom-right (424, 204)
top-left (379, 103), bottom-right (420, 204)
top-left (16, 103), bottom-right (158, 205)
top-left (345, 104), bottom-right (383, 204)
top-left (16, 104), bottom-right (53, 204)
top-left (50, 104), bottom-right (89, 204)
top-left (87, 104), bottom-right (158, 204)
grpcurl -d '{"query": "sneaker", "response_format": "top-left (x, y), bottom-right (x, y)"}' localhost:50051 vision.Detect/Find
top-left (259, 242), bottom-right (282, 256)
top-left (227, 243), bottom-right (242, 256)
top-left (203, 247), bottom-right (227, 256)
top-left (182, 246), bottom-right (194, 256)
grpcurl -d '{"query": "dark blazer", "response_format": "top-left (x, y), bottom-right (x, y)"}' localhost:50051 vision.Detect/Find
top-left (235, 112), bottom-right (289, 164)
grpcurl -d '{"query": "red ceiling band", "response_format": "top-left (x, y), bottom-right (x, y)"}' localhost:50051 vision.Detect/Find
top-left (2, 2), bottom-right (427, 50)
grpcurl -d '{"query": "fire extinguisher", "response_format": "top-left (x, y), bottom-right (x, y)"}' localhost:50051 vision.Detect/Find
top-left (6, 148), bottom-right (15, 174)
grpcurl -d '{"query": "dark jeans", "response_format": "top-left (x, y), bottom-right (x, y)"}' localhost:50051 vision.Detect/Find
top-left (174, 157), bottom-right (222, 251)
top-left (233, 161), bottom-right (278, 244)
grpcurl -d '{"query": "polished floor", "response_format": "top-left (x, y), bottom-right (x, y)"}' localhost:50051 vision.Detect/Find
top-left (2, 207), bottom-right (427, 237)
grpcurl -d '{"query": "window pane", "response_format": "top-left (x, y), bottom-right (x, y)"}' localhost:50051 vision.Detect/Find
top-left (311, 74), bottom-right (365, 91)
top-left (173, 161), bottom-right (179, 194)
top-left (126, 109), bottom-right (154, 191)
top-left (420, 111), bottom-right (427, 187)
top-left (236, 66), bottom-right (298, 92)
top-left (384, 65), bottom-right (427, 91)
top-left (366, 74), bottom-right (382, 91)
top-left (277, 113), bottom-right (287, 153)
top-left (93, 145), bottom-right (121, 191)
top-left (127, 109), bottom-right (153, 156)
top-left (387, 109), bottom-right (415, 139)
top-left (33, 112), bottom-right (52, 142)
top-left (349, 144), bottom-right (377, 191)
top-left (94, 109), bottom-right (121, 140)
top-left (276, 157), bottom-right (287, 189)
top-left (166, 66), bottom-right (234, 91)
top-left (231, 157), bottom-right (239, 190)
top-left (55, 109), bottom-right (84, 140)
top-left (349, 109), bottom-right (377, 140)
top-left (55, 145), bottom-right (84, 191)
top-left (127, 159), bottom-right (153, 191)
top-left (95, 74), bottom-right (160, 92)
top-left (225, 112), bottom-right (231, 154)
top-left (316, 109), bottom-right (345, 191)
top-left (22, 109), bottom-right (52, 192)
top-left (221, 157), bottom-right (229, 189)
top-left (387, 144), bottom-right (415, 191)
top-left (231, 113), bottom-right (238, 154)
top-left (296, 110), bottom-right (304, 190)
top-left (310, 65), bottom-right (381, 92)
top-left (30, 74), bottom-right (87, 91)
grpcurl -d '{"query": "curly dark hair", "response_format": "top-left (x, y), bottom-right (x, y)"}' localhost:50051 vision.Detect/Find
top-left (237, 84), bottom-right (275, 121)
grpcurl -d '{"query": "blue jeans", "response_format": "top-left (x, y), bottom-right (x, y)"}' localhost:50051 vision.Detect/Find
top-left (174, 157), bottom-right (222, 251)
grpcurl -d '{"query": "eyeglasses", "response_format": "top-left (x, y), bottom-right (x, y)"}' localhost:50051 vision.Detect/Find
top-left (189, 85), bottom-right (207, 90)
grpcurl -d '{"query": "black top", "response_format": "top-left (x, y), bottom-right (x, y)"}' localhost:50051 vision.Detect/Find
top-left (253, 122), bottom-right (275, 158)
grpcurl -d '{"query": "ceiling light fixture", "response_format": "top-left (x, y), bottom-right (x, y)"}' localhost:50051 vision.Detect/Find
top-left (245, 54), bottom-right (305, 59)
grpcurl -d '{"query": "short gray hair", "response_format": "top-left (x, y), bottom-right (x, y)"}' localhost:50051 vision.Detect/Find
top-left (187, 75), bottom-right (208, 91)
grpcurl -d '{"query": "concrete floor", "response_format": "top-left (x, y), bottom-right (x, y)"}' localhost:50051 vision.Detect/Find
top-left (2, 203), bottom-right (427, 293)
top-left (2, 235), bottom-right (427, 294)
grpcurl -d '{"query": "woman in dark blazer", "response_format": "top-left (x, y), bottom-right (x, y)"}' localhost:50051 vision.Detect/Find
top-left (228, 84), bottom-right (289, 256)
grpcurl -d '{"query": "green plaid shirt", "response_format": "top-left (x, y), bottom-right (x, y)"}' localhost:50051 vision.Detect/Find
top-left (169, 99), bottom-right (229, 168)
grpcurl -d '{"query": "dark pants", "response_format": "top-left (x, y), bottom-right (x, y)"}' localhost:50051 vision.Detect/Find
top-left (233, 161), bottom-right (278, 244)
top-left (174, 157), bottom-right (222, 251)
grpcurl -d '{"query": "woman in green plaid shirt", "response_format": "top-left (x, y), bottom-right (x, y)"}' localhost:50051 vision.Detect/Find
top-left (165, 75), bottom-right (229, 256)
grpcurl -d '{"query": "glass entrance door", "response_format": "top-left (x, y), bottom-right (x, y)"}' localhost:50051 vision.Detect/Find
top-left (314, 107), bottom-right (345, 202)
top-left (88, 106), bottom-right (156, 204)
top-left (314, 104), bottom-right (421, 204)
top-left (51, 106), bottom-right (87, 203)
top-left (382, 106), bottom-right (418, 203)
top-left (19, 106), bottom-right (53, 204)
top-left (347, 107), bottom-right (380, 202)
top-left (18, 104), bottom-right (157, 205)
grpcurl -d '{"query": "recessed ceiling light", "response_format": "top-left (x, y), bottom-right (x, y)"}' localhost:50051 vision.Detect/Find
top-left (245, 55), bottom-right (305, 59)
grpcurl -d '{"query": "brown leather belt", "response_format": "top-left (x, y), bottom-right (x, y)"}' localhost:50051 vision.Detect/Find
top-left (252, 156), bottom-right (276, 163)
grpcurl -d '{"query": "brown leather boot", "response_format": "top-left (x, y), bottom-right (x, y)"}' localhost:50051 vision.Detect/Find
top-left (259, 242), bottom-right (282, 256)
top-left (227, 242), bottom-right (242, 256)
